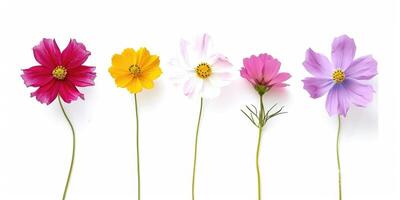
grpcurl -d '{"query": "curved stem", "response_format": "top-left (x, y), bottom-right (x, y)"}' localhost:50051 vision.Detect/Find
top-left (192, 98), bottom-right (203, 200)
top-left (58, 96), bottom-right (76, 200)
top-left (336, 115), bottom-right (342, 200)
top-left (134, 94), bottom-right (141, 200)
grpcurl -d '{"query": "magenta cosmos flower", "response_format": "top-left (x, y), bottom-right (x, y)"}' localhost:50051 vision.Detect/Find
top-left (302, 35), bottom-right (377, 117)
top-left (21, 39), bottom-right (96, 105)
top-left (240, 53), bottom-right (291, 95)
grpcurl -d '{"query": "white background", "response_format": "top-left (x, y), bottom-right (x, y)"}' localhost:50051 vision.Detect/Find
top-left (0, 0), bottom-right (398, 199)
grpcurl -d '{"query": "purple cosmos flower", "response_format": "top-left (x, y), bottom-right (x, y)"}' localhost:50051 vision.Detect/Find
top-left (302, 35), bottom-right (377, 117)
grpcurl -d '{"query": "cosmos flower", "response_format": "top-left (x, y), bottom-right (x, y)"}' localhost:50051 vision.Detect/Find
top-left (170, 33), bottom-right (235, 98)
top-left (21, 38), bottom-right (96, 104)
top-left (240, 53), bottom-right (290, 200)
top-left (240, 53), bottom-right (291, 95)
top-left (302, 35), bottom-right (377, 117)
top-left (109, 47), bottom-right (162, 93)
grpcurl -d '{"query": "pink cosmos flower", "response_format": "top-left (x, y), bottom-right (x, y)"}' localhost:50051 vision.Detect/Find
top-left (21, 39), bottom-right (96, 105)
top-left (240, 53), bottom-right (291, 95)
top-left (302, 35), bottom-right (377, 117)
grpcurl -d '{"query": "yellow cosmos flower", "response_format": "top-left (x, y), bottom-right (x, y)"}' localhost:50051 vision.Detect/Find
top-left (109, 48), bottom-right (162, 93)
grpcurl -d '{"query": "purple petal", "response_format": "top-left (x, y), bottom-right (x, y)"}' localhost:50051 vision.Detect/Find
top-left (303, 48), bottom-right (334, 77)
top-left (331, 35), bottom-right (356, 70)
top-left (302, 77), bottom-right (334, 98)
top-left (345, 55), bottom-right (377, 80)
top-left (343, 79), bottom-right (374, 107)
top-left (325, 84), bottom-right (350, 117)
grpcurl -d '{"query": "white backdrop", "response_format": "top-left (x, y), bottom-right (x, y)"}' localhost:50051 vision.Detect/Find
top-left (0, 0), bottom-right (398, 200)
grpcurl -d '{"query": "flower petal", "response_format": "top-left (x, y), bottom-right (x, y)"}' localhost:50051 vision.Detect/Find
top-left (139, 76), bottom-right (154, 89)
top-left (331, 35), bottom-right (356, 70)
top-left (121, 48), bottom-right (137, 65)
top-left (21, 66), bottom-right (53, 87)
top-left (183, 76), bottom-right (203, 97)
top-left (209, 54), bottom-right (233, 72)
top-left (194, 34), bottom-right (211, 61)
top-left (142, 55), bottom-right (160, 71)
top-left (302, 77), bottom-right (334, 98)
top-left (142, 66), bottom-right (162, 80)
top-left (345, 55), bottom-right (377, 80)
top-left (33, 39), bottom-right (62, 68)
top-left (209, 71), bottom-right (233, 87)
top-left (240, 67), bottom-right (256, 85)
top-left (303, 48), bottom-right (334, 77)
top-left (343, 79), bottom-right (374, 107)
top-left (200, 79), bottom-right (220, 99)
top-left (259, 53), bottom-right (281, 81)
top-left (67, 65), bottom-right (96, 87)
top-left (61, 39), bottom-right (91, 69)
top-left (59, 80), bottom-right (84, 103)
top-left (126, 78), bottom-right (143, 93)
top-left (136, 48), bottom-right (151, 67)
top-left (325, 84), bottom-right (350, 117)
top-left (31, 79), bottom-right (60, 105)
top-left (243, 55), bottom-right (263, 81)
top-left (269, 72), bottom-right (291, 87)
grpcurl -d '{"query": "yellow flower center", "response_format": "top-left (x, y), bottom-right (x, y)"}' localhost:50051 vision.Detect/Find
top-left (52, 66), bottom-right (67, 80)
top-left (129, 64), bottom-right (141, 77)
top-left (332, 69), bottom-right (345, 83)
top-left (195, 63), bottom-right (212, 79)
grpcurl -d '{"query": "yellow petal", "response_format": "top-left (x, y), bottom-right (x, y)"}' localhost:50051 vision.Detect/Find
top-left (127, 78), bottom-right (143, 93)
top-left (142, 55), bottom-right (160, 71)
top-left (136, 47), bottom-right (150, 67)
top-left (112, 54), bottom-right (130, 70)
top-left (139, 77), bottom-right (154, 89)
top-left (122, 48), bottom-right (137, 65)
top-left (109, 66), bottom-right (130, 79)
top-left (142, 66), bottom-right (162, 80)
top-left (115, 74), bottom-right (133, 88)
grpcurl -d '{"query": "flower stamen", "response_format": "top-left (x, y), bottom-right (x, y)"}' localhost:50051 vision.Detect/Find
top-left (52, 66), bottom-right (67, 80)
top-left (195, 63), bottom-right (212, 79)
top-left (332, 69), bottom-right (345, 83)
top-left (129, 64), bottom-right (141, 77)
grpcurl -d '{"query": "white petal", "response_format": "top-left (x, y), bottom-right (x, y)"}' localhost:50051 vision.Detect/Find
top-left (200, 79), bottom-right (221, 99)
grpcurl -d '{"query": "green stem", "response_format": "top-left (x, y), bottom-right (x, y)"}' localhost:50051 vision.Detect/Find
top-left (256, 125), bottom-right (262, 200)
top-left (336, 115), bottom-right (342, 200)
top-left (134, 94), bottom-right (141, 200)
top-left (58, 96), bottom-right (76, 200)
top-left (192, 98), bottom-right (203, 200)
top-left (256, 94), bottom-right (264, 200)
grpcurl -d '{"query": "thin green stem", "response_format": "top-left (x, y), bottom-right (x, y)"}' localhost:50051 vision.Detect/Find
top-left (192, 98), bottom-right (203, 200)
top-left (58, 96), bottom-right (76, 200)
top-left (256, 125), bottom-right (262, 200)
top-left (256, 94), bottom-right (264, 200)
top-left (336, 115), bottom-right (342, 200)
top-left (134, 94), bottom-right (141, 200)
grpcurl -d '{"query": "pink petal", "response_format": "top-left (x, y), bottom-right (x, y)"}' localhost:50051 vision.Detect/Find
top-left (269, 72), bottom-right (291, 87)
top-left (259, 53), bottom-right (280, 81)
top-left (33, 39), bottom-right (62, 68)
top-left (21, 66), bottom-right (53, 87)
top-left (61, 39), bottom-right (91, 69)
top-left (67, 65), bottom-right (96, 87)
top-left (302, 77), bottom-right (334, 98)
top-left (343, 79), bottom-right (374, 107)
top-left (243, 55), bottom-right (263, 81)
top-left (331, 35), bottom-right (356, 70)
top-left (345, 55), bottom-right (377, 80)
top-left (325, 85), bottom-right (350, 117)
top-left (59, 80), bottom-right (84, 103)
top-left (240, 68), bottom-right (256, 85)
top-left (303, 48), bottom-right (334, 77)
top-left (31, 80), bottom-right (60, 105)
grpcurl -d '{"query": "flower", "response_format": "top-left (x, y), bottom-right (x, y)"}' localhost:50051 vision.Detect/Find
top-left (21, 38), bottom-right (96, 105)
top-left (240, 53), bottom-right (291, 95)
top-left (302, 35), bottom-right (377, 117)
top-left (170, 33), bottom-right (235, 98)
top-left (109, 48), bottom-right (162, 93)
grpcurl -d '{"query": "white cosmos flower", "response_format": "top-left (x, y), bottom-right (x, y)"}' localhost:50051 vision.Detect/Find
top-left (169, 33), bottom-right (235, 99)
